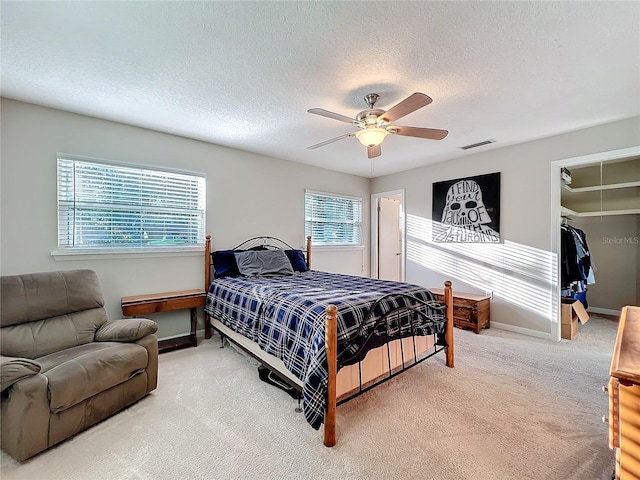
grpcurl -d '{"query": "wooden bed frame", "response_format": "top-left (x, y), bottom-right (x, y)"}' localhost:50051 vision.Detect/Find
top-left (203, 234), bottom-right (454, 447)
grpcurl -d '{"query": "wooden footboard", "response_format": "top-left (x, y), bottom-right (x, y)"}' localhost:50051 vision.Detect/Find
top-left (324, 304), bottom-right (338, 447)
top-left (322, 280), bottom-right (454, 447)
top-left (445, 280), bottom-right (454, 368)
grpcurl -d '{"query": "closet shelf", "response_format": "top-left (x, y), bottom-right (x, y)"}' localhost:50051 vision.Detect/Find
top-left (561, 206), bottom-right (640, 218)
top-left (562, 180), bottom-right (640, 193)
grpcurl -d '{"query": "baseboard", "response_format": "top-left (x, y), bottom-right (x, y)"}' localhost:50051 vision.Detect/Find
top-left (158, 335), bottom-right (195, 353)
top-left (490, 322), bottom-right (553, 341)
top-left (587, 307), bottom-right (621, 317)
top-left (158, 328), bottom-right (208, 342)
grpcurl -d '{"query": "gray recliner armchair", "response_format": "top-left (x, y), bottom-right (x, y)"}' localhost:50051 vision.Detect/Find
top-left (0, 269), bottom-right (158, 461)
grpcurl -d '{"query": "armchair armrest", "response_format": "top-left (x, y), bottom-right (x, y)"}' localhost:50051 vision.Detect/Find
top-left (0, 355), bottom-right (42, 392)
top-left (95, 318), bottom-right (158, 343)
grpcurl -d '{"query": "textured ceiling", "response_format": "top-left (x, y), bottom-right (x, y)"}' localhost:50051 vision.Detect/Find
top-left (1, 1), bottom-right (639, 178)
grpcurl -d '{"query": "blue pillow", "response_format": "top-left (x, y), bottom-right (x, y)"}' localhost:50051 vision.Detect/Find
top-left (285, 249), bottom-right (309, 272)
top-left (212, 250), bottom-right (240, 278)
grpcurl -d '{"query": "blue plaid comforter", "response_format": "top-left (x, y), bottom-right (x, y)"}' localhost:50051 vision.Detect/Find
top-left (204, 270), bottom-right (447, 430)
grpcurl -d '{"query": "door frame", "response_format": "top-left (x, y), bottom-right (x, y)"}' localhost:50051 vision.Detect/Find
top-left (550, 145), bottom-right (640, 342)
top-left (371, 189), bottom-right (406, 281)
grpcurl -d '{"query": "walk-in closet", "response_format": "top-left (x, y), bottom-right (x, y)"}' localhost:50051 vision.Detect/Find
top-left (560, 155), bottom-right (640, 315)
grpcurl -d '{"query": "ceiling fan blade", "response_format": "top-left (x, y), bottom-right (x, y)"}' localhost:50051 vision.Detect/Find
top-left (307, 108), bottom-right (356, 124)
top-left (367, 145), bottom-right (381, 159)
top-left (307, 132), bottom-right (354, 150)
top-left (392, 125), bottom-right (448, 140)
top-left (379, 93), bottom-right (433, 123)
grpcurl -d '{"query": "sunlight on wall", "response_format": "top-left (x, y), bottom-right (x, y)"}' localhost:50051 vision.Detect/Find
top-left (406, 214), bottom-right (558, 324)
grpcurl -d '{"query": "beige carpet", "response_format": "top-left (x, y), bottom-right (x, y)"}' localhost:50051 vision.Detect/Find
top-left (1, 315), bottom-right (618, 480)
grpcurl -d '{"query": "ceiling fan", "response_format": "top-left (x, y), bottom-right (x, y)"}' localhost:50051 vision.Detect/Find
top-left (307, 92), bottom-right (448, 159)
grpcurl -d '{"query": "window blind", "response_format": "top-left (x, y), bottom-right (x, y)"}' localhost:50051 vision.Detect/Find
top-left (305, 190), bottom-right (362, 246)
top-left (57, 155), bottom-right (206, 251)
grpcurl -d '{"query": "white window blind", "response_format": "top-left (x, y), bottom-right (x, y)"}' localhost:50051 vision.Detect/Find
top-left (57, 155), bottom-right (206, 252)
top-left (305, 190), bottom-right (362, 246)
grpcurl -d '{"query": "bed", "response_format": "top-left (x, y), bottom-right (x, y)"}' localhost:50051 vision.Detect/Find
top-left (203, 235), bottom-right (454, 446)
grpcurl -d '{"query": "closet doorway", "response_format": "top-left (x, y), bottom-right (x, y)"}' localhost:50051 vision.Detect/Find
top-left (551, 146), bottom-right (640, 341)
top-left (371, 190), bottom-right (405, 282)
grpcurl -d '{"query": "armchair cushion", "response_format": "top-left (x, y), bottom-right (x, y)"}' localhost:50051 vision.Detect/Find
top-left (38, 343), bottom-right (148, 413)
top-left (1, 269), bottom-right (104, 327)
top-left (0, 355), bottom-right (41, 392)
top-left (1, 270), bottom-right (108, 359)
top-left (95, 318), bottom-right (158, 343)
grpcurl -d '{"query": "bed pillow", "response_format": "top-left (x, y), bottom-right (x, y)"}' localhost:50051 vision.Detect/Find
top-left (234, 249), bottom-right (294, 276)
top-left (285, 249), bottom-right (309, 272)
top-left (212, 250), bottom-right (241, 278)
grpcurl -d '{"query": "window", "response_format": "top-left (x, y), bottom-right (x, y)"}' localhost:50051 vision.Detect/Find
top-left (57, 154), bottom-right (206, 253)
top-left (305, 190), bottom-right (362, 246)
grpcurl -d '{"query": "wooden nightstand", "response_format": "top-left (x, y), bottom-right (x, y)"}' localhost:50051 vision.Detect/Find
top-left (121, 289), bottom-right (206, 353)
top-left (430, 288), bottom-right (491, 334)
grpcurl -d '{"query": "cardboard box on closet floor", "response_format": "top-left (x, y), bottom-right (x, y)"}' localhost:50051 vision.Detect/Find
top-left (561, 298), bottom-right (590, 340)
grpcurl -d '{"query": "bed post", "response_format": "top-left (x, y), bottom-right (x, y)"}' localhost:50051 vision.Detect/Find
top-left (306, 235), bottom-right (312, 269)
top-left (204, 234), bottom-right (212, 340)
top-left (205, 235), bottom-right (211, 290)
top-left (444, 280), bottom-right (454, 368)
top-left (324, 304), bottom-right (338, 447)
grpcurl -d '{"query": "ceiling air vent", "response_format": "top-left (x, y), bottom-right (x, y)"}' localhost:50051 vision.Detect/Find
top-left (459, 139), bottom-right (496, 150)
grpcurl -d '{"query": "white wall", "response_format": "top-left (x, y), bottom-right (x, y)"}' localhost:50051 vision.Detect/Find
top-left (0, 98), bottom-right (370, 339)
top-left (372, 117), bottom-right (640, 339)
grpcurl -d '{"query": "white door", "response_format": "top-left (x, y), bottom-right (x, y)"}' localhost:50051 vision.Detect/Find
top-left (378, 195), bottom-right (402, 281)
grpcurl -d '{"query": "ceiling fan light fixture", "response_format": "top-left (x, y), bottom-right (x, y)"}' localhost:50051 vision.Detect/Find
top-left (355, 127), bottom-right (388, 147)
top-left (307, 92), bottom-right (446, 156)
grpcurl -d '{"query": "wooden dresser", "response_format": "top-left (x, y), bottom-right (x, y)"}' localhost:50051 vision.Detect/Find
top-left (607, 305), bottom-right (640, 480)
top-left (430, 288), bottom-right (490, 334)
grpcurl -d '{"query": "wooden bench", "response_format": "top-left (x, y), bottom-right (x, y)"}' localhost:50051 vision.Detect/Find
top-left (121, 289), bottom-right (207, 353)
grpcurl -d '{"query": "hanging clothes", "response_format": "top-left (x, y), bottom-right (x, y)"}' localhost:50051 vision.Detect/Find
top-left (560, 222), bottom-right (594, 308)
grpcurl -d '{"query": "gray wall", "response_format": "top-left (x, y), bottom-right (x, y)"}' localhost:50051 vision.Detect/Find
top-left (570, 215), bottom-right (639, 311)
top-left (372, 116), bottom-right (640, 339)
top-left (2, 97), bottom-right (638, 342)
top-left (0, 98), bottom-right (370, 339)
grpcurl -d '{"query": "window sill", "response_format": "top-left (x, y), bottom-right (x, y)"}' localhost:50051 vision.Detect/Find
top-left (311, 245), bottom-right (365, 252)
top-left (51, 247), bottom-right (204, 262)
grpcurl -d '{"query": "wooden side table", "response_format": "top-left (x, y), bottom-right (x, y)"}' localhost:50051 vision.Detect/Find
top-left (430, 288), bottom-right (491, 334)
top-left (121, 289), bottom-right (206, 353)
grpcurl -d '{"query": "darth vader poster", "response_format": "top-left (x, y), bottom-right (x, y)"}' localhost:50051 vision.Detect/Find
top-left (432, 172), bottom-right (501, 243)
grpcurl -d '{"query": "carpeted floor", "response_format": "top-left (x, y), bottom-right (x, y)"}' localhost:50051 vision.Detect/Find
top-left (1, 315), bottom-right (618, 480)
